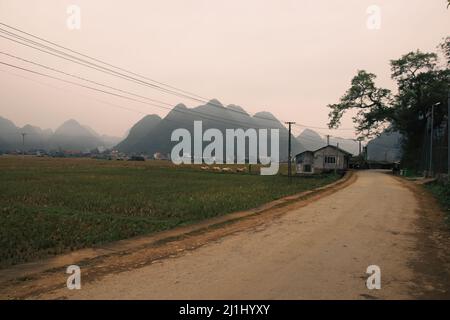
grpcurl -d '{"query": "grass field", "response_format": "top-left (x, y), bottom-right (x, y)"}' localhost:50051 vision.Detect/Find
top-left (0, 156), bottom-right (340, 267)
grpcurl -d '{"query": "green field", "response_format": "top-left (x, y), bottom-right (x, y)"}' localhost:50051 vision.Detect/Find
top-left (0, 156), bottom-right (340, 267)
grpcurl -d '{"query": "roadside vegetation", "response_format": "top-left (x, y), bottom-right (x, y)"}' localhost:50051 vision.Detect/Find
top-left (426, 180), bottom-right (450, 221)
top-left (327, 37), bottom-right (449, 174)
top-left (0, 156), bottom-right (340, 267)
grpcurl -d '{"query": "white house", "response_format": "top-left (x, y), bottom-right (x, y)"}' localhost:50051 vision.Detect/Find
top-left (295, 145), bottom-right (352, 174)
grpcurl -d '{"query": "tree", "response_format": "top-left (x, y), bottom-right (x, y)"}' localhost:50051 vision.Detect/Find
top-left (328, 41), bottom-right (450, 171)
top-left (389, 50), bottom-right (448, 170)
top-left (439, 36), bottom-right (450, 66)
top-left (390, 51), bottom-right (437, 80)
top-left (327, 70), bottom-right (392, 139)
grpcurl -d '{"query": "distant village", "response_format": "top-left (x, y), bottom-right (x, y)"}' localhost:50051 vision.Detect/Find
top-left (0, 147), bottom-right (169, 162)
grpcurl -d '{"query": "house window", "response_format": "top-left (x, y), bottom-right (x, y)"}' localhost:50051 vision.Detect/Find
top-left (325, 156), bottom-right (336, 164)
top-left (304, 164), bottom-right (312, 172)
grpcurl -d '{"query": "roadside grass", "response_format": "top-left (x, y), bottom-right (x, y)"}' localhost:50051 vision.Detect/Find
top-left (0, 156), bottom-right (340, 267)
top-left (425, 179), bottom-right (450, 222)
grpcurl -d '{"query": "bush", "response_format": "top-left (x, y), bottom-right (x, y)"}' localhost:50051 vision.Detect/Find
top-left (426, 179), bottom-right (450, 214)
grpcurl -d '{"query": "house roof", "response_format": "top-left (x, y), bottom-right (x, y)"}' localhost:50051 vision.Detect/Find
top-left (314, 145), bottom-right (353, 155)
top-left (295, 145), bottom-right (353, 157)
top-left (295, 150), bottom-right (314, 157)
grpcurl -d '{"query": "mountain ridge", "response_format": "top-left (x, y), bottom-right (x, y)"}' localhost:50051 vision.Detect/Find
top-left (116, 99), bottom-right (305, 160)
top-left (0, 117), bottom-right (121, 152)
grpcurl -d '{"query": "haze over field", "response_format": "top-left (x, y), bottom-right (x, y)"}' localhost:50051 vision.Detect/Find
top-left (0, 0), bottom-right (449, 139)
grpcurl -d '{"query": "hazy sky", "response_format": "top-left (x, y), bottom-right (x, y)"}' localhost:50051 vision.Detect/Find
top-left (0, 0), bottom-right (449, 138)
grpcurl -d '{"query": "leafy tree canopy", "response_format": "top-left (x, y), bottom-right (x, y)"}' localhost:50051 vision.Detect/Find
top-left (327, 37), bottom-right (449, 169)
top-left (327, 70), bottom-right (392, 138)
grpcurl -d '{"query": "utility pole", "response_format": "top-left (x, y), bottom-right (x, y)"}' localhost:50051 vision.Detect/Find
top-left (353, 137), bottom-right (363, 156)
top-left (20, 132), bottom-right (27, 158)
top-left (429, 102), bottom-right (441, 177)
top-left (285, 122), bottom-right (296, 179)
top-left (335, 142), bottom-right (339, 173)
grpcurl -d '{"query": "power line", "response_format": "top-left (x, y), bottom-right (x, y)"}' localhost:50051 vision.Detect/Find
top-left (0, 21), bottom-right (207, 101)
top-left (0, 23), bottom-right (371, 167)
top-left (0, 22), bottom-right (356, 132)
top-left (1, 63), bottom-right (340, 149)
top-left (0, 27), bottom-right (317, 131)
top-left (0, 27), bottom-right (200, 102)
top-left (2, 72), bottom-right (349, 154)
top-left (0, 32), bottom-right (193, 105)
top-left (0, 67), bottom-right (149, 116)
top-left (292, 122), bottom-right (355, 131)
top-left (0, 27), bottom-right (273, 123)
top-left (0, 17), bottom-right (384, 151)
top-left (0, 69), bottom-right (221, 139)
top-left (0, 52), bottom-right (358, 146)
top-left (2, 68), bottom-right (345, 157)
top-left (0, 47), bottom-right (384, 158)
top-left (0, 67), bottom-right (258, 141)
top-left (0, 60), bottom-right (322, 136)
top-left (0, 50), bottom-right (172, 108)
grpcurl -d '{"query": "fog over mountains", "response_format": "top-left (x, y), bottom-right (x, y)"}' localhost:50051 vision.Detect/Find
top-left (1, 99), bottom-right (397, 159)
top-left (297, 128), bottom-right (325, 151)
top-left (296, 128), bottom-right (361, 156)
top-left (0, 116), bottom-right (121, 152)
top-left (367, 131), bottom-right (402, 162)
top-left (116, 99), bottom-right (305, 160)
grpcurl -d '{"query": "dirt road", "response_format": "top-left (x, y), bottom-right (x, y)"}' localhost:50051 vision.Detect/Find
top-left (41, 170), bottom-right (450, 299)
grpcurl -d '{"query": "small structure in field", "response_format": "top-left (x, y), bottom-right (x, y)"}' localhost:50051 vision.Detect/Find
top-left (153, 152), bottom-right (168, 160)
top-left (295, 145), bottom-right (352, 174)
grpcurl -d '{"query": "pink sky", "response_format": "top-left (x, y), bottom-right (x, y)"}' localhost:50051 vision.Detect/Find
top-left (0, 0), bottom-right (449, 138)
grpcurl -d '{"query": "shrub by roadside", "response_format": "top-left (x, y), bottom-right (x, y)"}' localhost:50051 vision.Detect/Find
top-left (425, 180), bottom-right (450, 219)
